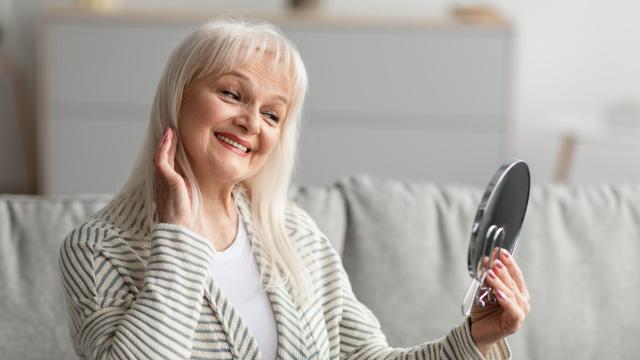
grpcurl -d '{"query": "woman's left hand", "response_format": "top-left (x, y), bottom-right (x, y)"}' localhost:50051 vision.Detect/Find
top-left (470, 249), bottom-right (530, 356)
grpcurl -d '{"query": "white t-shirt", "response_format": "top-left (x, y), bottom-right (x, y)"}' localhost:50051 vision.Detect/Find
top-left (209, 213), bottom-right (278, 360)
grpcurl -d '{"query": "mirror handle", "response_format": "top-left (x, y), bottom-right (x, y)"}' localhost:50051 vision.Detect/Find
top-left (461, 278), bottom-right (481, 317)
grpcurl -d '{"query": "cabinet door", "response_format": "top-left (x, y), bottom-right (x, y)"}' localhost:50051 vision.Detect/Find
top-left (41, 22), bottom-right (194, 194)
top-left (40, 17), bottom-right (511, 194)
top-left (284, 24), bottom-right (511, 185)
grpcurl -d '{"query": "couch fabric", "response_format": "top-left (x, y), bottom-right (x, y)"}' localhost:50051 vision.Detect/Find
top-left (2, 175), bottom-right (640, 359)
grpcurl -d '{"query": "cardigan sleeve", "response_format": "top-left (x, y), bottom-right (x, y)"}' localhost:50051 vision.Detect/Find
top-left (291, 205), bottom-right (511, 360)
top-left (58, 222), bottom-right (215, 360)
top-left (339, 278), bottom-right (511, 360)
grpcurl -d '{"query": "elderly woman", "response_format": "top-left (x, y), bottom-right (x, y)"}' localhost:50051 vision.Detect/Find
top-left (59, 19), bottom-right (529, 360)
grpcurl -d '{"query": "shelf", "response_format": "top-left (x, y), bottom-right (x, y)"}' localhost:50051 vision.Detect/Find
top-left (43, 5), bottom-right (512, 29)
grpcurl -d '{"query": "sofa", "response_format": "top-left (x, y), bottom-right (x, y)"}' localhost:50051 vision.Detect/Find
top-left (1, 175), bottom-right (639, 359)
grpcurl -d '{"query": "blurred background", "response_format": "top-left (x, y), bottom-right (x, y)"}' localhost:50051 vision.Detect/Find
top-left (1, 0), bottom-right (639, 195)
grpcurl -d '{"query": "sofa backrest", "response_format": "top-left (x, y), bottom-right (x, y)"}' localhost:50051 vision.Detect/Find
top-left (318, 176), bottom-right (640, 360)
top-left (2, 176), bottom-right (640, 359)
top-left (0, 194), bottom-right (110, 359)
top-left (0, 189), bottom-right (346, 360)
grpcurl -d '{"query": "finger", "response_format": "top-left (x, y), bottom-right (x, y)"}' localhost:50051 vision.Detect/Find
top-left (155, 130), bottom-right (180, 184)
top-left (485, 268), bottom-right (514, 299)
top-left (486, 271), bottom-right (523, 321)
top-left (493, 259), bottom-right (520, 296)
top-left (479, 255), bottom-right (490, 273)
top-left (494, 288), bottom-right (525, 334)
top-left (167, 128), bottom-right (177, 169)
top-left (154, 128), bottom-right (168, 164)
top-left (486, 266), bottom-right (530, 315)
top-left (498, 250), bottom-right (530, 301)
top-left (486, 248), bottom-right (526, 297)
top-left (154, 130), bottom-right (168, 169)
top-left (492, 260), bottom-right (529, 311)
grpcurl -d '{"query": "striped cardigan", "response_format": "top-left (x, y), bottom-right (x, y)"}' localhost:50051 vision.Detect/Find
top-left (58, 184), bottom-right (510, 360)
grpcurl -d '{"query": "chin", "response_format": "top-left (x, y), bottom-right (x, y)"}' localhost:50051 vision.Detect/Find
top-left (227, 165), bottom-right (257, 181)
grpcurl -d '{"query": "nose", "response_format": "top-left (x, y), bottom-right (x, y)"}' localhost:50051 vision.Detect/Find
top-left (234, 106), bottom-right (260, 135)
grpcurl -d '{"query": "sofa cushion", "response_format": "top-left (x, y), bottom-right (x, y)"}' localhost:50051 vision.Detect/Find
top-left (0, 194), bottom-right (110, 359)
top-left (513, 183), bottom-right (640, 359)
top-left (2, 176), bottom-right (640, 360)
top-left (334, 175), bottom-right (640, 360)
top-left (288, 182), bottom-right (347, 255)
top-left (335, 176), bottom-right (481, 347)
top-left (0, 188), bottom-right (345, 360)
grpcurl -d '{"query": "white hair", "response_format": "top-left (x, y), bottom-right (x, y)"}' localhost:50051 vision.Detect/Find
top-left (114, 18), bottom-right (312, 306)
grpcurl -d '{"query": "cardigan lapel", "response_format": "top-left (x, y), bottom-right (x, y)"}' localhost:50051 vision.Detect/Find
top-left (199, 186), bottom-right (260, 359)
top-left (232, 186), bottom-right (312, 360)
top-left (203, 283), bottom-right (261, 359)
top-left (201, 185), bottom-right (311, 360)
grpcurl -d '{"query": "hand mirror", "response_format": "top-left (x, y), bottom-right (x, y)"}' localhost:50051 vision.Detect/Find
top-left (461, 159), bottom-right (530, 316)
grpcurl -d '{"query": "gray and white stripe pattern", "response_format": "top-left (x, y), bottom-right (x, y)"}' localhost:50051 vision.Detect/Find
top-left (59, 183), bottom-right (510, 359)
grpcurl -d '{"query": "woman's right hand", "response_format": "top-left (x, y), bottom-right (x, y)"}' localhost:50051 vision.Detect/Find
top-left (153, 127), bottom-right (194, 229)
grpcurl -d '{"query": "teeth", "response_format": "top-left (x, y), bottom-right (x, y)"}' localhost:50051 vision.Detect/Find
top-left (216, 134), bottom-right (248, 153)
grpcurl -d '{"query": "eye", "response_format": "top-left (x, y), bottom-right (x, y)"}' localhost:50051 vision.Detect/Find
top-left (221, 90), bottom-right (240, 100)
top-left (262, 111), bottom-right (280, 123)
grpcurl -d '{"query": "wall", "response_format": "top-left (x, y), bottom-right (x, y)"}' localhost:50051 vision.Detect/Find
top-left (327, 0), bottom-right (640, 183)
top-left (2, 0), bottom-right (640, 192)
top-left (489, 0), bottom-right (640, 183)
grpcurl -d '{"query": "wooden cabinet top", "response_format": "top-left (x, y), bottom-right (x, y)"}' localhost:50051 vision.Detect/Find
top-left (43, 5), bottom-right (511, 30)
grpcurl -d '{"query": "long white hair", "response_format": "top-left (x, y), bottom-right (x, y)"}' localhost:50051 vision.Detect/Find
top-left (114, 18), bottom-right (312, 305)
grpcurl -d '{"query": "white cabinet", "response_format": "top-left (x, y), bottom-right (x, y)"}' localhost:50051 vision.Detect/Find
top-left (39, 8), bottom-right (513, 194)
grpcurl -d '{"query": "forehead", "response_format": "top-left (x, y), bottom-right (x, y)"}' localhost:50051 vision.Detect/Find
top-left (226, 56), bottom-right (291, 96)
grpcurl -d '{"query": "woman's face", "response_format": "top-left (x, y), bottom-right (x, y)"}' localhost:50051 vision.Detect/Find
top-left (178, 57), bottom-right (290, 186)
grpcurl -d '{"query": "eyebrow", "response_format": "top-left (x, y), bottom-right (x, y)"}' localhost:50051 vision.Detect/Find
top-left (225, 70), bottom-right (289, 105)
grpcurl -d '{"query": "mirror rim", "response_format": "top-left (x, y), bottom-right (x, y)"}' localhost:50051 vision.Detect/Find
top-left (467, 159), bottom-right (531, 278)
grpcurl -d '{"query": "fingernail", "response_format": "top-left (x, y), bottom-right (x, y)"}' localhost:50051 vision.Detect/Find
top-left (495, 260), bottom-right (504, 269)
top-left (496, 289), bottom-right (507, 300)
top-left (501, 250), bottom-right (511, 259)
top-left (487, 269), bottom-right (496, 279)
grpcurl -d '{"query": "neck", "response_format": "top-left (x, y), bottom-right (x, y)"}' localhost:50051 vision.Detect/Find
top-left (197, 180), bottom-right (238, 221)
top-left (191, 177), bottom-right (243, 252)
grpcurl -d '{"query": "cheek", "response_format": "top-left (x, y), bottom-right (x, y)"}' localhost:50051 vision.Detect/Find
top-left (193, 98), bottom-right (221, 123)
top-left (262, 129), bottom-right (281, 154)
top-left (183, 92), bottom-right (227, 122)
top-left (180, 97), bottom-right (205, 133)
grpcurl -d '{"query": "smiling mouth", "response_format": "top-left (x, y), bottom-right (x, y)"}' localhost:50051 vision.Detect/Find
top-left (215, 133), bottom-right (251, 153)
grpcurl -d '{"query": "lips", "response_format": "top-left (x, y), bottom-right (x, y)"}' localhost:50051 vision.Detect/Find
top-left (214, 132), bottom-right (253, 153)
